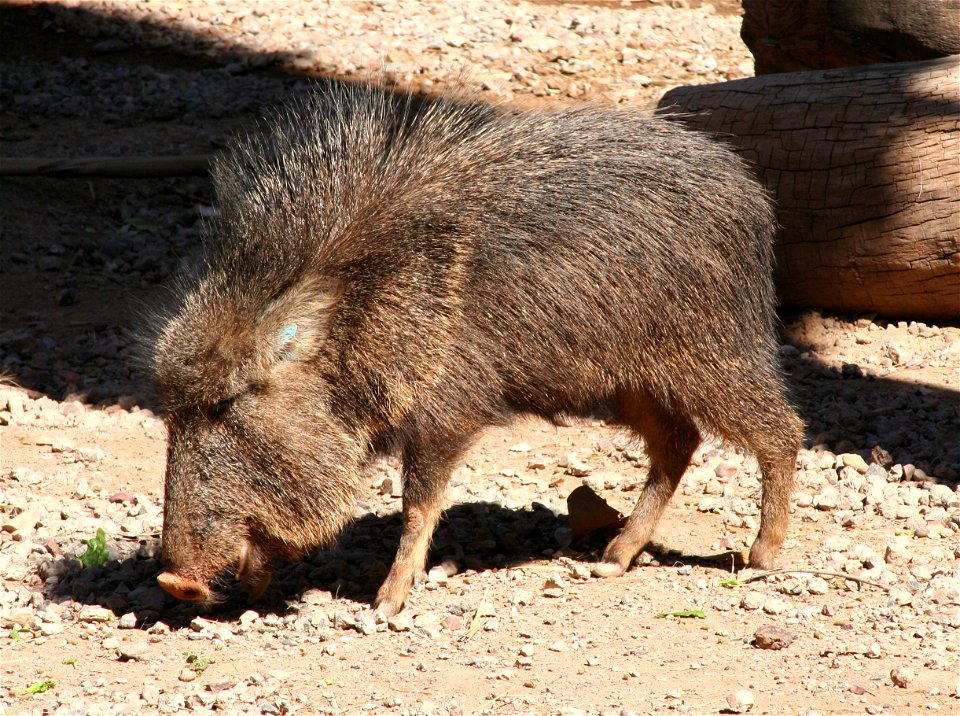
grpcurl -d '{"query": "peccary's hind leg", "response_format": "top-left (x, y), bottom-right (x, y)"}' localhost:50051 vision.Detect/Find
top-left (593, 391), bottom-right (700, 578)
top-left (374, 441), bottom-right (460, 617)
top-left (744, 407), bottom-right (803, 569)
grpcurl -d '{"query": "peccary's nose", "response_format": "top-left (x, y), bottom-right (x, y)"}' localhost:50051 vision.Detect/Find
top-left (157, 572), bottom-right (211, 602)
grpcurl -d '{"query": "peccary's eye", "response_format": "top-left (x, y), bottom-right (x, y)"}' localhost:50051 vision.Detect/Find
top-left (208, 398), bottom-right (233, 420)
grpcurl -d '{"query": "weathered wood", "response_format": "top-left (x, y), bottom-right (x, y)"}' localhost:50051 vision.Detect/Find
top-left (742, 0), bottom-right (960, 74)
top-left (658, 56), bottom-right (960, 321)
top-left (0, 155), bottom-right (210, 177)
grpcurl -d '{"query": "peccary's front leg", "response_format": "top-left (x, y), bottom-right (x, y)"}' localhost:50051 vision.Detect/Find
top-left (374, 442), bottom-right (459, 617)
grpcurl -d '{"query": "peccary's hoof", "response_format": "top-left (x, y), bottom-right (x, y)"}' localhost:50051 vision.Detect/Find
top-left (590, 561), bottom-right (626, 579)
top-left (157, 572), bottom-right (211, 602)
top-left (374, 598), bottom-right (401, 619)
top-left (746, 543), bottom-right (777, 570)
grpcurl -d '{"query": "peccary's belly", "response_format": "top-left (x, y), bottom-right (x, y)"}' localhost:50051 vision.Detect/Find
top-left (462, 252), bottom-right (656, 415)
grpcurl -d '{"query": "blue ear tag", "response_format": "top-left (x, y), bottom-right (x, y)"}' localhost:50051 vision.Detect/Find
top-left (278, 323), bottom-right (298, 361)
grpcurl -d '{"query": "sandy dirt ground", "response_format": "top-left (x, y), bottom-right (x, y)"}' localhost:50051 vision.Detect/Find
top-left (1, 2), bottom-right (958, 715)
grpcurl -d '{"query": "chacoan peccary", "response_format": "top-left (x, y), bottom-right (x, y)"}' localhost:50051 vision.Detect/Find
top-left (153, 83), bottom-right (803, 616)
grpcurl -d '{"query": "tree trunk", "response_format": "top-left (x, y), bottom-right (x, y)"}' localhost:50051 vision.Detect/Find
top-left (742, 0), bottom-right (960, 74)
top-left (658, 55), bottom-right (959, 321)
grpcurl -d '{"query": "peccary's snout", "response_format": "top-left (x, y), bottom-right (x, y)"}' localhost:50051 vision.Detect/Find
top-left (157, 572), bottom-right (211, 602)
top-left (157, 531), bottom-right (277, 604)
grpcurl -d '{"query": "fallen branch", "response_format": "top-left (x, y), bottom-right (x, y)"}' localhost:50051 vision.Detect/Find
top-left (0, 155), bottom-right (210, 178)
top-left (740, 568), bottom-right (891, 592)
top-left (461, 589), bottom-right (493, 641)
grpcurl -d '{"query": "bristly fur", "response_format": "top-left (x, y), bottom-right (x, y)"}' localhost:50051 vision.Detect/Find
top-left (152, 81), bottom-right (803, 608)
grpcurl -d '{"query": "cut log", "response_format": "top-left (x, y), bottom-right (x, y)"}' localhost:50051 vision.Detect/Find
top-left (742, 0), bottom-right (960, 74)
top-left (658, 56), bottom-right (959, 321)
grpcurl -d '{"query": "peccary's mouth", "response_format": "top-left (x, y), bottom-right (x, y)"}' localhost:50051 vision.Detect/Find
top-left (236, 538), bottom-right (275, 600)
top-left (157, 538), bottom-right (277, 604)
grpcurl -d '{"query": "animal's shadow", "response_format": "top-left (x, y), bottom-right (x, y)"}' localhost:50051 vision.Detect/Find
top-left (46, 500), bottom-right (742, 627)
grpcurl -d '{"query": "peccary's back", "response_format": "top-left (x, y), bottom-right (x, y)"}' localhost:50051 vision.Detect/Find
top-left (206, 85), bottom-right (780, 421)
top-left (439, 107), bottom-right (780, 413)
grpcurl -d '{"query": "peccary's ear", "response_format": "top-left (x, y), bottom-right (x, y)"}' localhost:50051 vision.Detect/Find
top-left (262, 277), bottom-right (342, 363)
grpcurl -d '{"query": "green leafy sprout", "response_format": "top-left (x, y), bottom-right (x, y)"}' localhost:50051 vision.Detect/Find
top-left (184, 652), bottom-right (211, 673)
top-left (22, 680), bottom-right (55, 695)
top-left (654, 609), bottom-right (707, 619)
top-left (78, 528), bottom-right (109, 568)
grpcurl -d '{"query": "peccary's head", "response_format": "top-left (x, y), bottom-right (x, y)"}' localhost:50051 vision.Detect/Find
top-left (151, 85), bottom-right (489, 602)
top-left (153, 272), bottom-right (367, 602)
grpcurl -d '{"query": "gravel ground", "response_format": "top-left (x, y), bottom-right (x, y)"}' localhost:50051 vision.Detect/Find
top-left (2, 1), bottom-right (959, 715)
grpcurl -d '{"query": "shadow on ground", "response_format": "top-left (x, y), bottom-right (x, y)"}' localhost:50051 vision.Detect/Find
top-left (2, 2), bottom-right (957, 482)
top-left (44, 499), bottom-right (749, 627)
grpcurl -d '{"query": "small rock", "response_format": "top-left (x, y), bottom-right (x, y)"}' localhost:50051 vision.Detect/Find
top-left (78, 605), bottom-right (113, 623)
top-left (6, 609), bottom-right (35, 627)
top-left (379, 476), bottom-right (402, 498)
top-left (427, 566), bottom-right (448, 584)
top-left (49, 437), bottom-right (76, 452)
top-left (740, 592), bottom-right (765, 611)
top-left (840, 362), bottom-right (863, 379)
top-left (884, 542), bottom-right (912, 565)
top-left (387, 612), bottom-right (413, 632)
top-left (102, 636), bottom-right (120, 650)
top-left (512, 589), bottom-right (534, 605)
top-left (118, 641), bottom-right (150, 661)
top-left (355, 610), bottom-right (377, 635)
top-left (77, 445), bottom-right (105, 462)
top-left (890, 666), bottom-right (915, 688)
top-left (118, 612), bottom-right (138, 629)
top-left (239, 610), bottom-right (259, 627)
top-left (7, 392), bottom-right (24, 418)
top-left (563, 454), bottom-right (592, 477)
top-left (2, 509), bottom-right (41, 534)
top-left (715, 460), bottom-right (739, 479)
top-left (141, 683), bottom-right (161, 704)
top-left (813, 488), bottom-right (840, 511)
top-left (442, 614), bottom-right (464, 631)
top-left (762, 597), bottom-right (788, 615)
top-left (871, 445), bottom-right (893, 468)
top-left (839, 453), bottom-right (869, 473)
top-left (413, 613), bottom-right (442, 639)
top-left (543, 576), bottom-right (566, 598)
top-left (753, 625), bottom-right (795, 650)
top-left (179, 667), bottom-right (198, 682)
top-left (704, 479), bottom-right (725, 495)
top-left (725, 689), bottom-right (754, 713)
top-left (301, 588), bottom-right (332, 605)
top-left (191, 616), bottom-right (218, 632)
